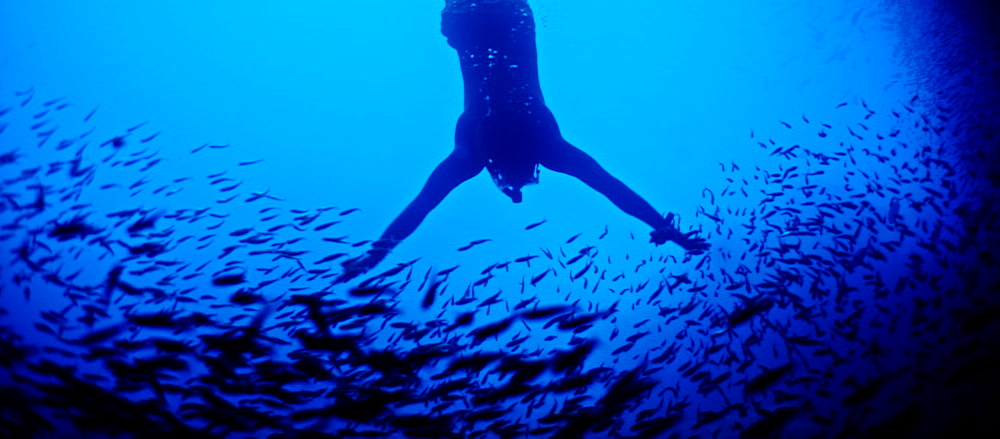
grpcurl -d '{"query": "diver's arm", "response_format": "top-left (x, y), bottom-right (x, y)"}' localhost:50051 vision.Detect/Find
top-left (541, 139), bottom-right (709, 252)
top-left (338, 149), bottom-right (483, 281)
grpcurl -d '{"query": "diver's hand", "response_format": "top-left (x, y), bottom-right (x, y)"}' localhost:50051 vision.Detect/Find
top-left (335, 245), bottom-right (390, 284)
top-left (671, 230), bottom-right (710, 253)
top-left (650, 214), bottom-right (710, 253)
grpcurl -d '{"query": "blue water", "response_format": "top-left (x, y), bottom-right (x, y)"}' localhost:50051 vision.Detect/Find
top-left (1, 1), bottom-right (998, 437)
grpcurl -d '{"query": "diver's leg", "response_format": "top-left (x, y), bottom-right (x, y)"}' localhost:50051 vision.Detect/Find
top-left (540, 139), bottom-right (666, 229)
top-left (369, 111), bottom-right (482, 254)
top-left (337, 148), bottom-right (482, 282)
top-left (380, 148), bottom-right (483, 245)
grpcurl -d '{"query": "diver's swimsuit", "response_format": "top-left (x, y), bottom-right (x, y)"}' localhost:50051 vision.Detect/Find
top-left (442, 0), bottom-right (561, 201)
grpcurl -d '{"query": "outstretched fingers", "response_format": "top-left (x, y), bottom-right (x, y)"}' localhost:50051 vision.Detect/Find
top-left (650, 216), bottom-right (710, 253)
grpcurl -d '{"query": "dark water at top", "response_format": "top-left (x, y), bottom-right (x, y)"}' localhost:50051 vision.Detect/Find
top-left (1, 1), bottom-right (998, 438)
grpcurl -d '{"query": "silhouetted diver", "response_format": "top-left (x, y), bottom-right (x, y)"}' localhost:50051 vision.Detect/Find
top-left (340, 0), bottom-right (708, 280)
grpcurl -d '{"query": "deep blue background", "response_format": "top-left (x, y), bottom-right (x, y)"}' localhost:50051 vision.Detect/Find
top-left (2, 1), bottom-right (999, 437)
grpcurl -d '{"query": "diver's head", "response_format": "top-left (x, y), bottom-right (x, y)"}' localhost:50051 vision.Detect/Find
top-left (487, 160), bottom-right (538, 204)
top-left (502, 186), bottom-right (523, 203)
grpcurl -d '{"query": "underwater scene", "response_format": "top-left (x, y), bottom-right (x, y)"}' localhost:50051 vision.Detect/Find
top-left (1, 0), bottom-right (999, 438)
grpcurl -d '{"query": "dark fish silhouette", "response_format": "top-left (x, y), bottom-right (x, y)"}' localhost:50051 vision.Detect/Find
top-left (525, 219), bottom-right (546, 230)
top-left (212, 273), bottom-right (246, 286)
top-left (457, 239), bottom-right (491, 251)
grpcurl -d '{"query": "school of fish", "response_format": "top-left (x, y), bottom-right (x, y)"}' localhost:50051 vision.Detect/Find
top-left (1, 83), bottom-right (998, 439)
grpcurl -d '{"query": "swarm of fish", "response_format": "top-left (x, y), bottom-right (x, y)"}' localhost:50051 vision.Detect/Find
top-left (1, 85), bottom-right (998, 439)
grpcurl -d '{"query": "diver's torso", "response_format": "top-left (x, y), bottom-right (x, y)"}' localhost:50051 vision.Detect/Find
top-left (444, 0), bottom-right (560, 202)
top-left (442, 0), bottom-right (545, 113)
